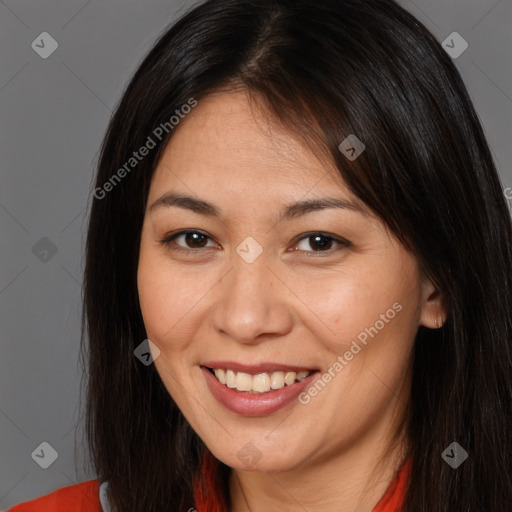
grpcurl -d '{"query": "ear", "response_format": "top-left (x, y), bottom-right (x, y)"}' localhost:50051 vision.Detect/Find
top-left (419, 276), bottom-right (447, 329)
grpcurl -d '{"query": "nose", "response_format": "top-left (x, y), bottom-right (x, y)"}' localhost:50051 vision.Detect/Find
top-left (209, 252), bottom-right (294, 345)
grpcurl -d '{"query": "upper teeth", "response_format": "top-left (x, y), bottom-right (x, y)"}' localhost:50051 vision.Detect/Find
top-left (213, 369), bottom-right (311, 393)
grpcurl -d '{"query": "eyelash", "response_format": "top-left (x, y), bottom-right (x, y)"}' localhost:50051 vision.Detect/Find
top-left (158, 229), bottom-right (351, 257)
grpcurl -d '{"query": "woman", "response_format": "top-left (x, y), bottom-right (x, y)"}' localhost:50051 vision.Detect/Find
top-left (9, 0), bottom-right (512, 510)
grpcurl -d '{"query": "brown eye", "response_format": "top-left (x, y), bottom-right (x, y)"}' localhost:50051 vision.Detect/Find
top-left (159, 230), bottom-right (216, 254)
top-left (159, 230), bottom-right (350, 256)
top-left (292, 232), bottom-right (350, 253)
top-left (180, 231), bottom-right (209, 248)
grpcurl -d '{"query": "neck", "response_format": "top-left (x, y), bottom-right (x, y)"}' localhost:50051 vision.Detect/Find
top-left (228, 405), bottom-right (410, 512)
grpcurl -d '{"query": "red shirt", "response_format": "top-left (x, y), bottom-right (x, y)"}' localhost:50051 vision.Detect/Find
top-left (7, 457), bottom-right (411, 511)
top-left (7, 480), bottom-right (102, 512)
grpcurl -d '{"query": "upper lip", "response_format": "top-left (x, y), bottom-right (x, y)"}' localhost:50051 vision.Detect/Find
top-left (201, 361), bottom-right (317, 374)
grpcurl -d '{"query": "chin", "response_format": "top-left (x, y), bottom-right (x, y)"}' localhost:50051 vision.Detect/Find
top-left (207, 438), bottom-right (310, 473)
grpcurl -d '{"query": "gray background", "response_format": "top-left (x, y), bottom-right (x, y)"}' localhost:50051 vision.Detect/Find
top-left (1, 0), bottom-right (511, 509)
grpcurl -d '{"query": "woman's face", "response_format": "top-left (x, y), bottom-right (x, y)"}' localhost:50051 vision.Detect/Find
top-left (137, 90), bottom-right (443, 472)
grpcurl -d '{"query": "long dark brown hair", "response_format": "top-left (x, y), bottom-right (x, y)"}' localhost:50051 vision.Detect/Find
top-left (79, 0), bottom-right (512, 510)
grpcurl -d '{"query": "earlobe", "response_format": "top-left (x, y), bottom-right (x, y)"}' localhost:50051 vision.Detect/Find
top-left (419, 278), bottom-right (447, 329)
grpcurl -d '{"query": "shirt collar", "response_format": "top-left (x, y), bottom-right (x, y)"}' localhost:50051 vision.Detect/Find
top-left (99, 481), bottom-right (111, 512)
top-left (99, 456), bottom-right (412, 512)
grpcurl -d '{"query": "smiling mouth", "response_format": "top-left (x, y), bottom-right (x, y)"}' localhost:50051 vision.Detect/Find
top-left (204, 367), bottom-right (317, 394)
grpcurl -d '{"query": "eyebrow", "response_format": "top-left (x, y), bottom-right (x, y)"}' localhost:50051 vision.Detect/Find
top-left (149, 192), bottom-right (367, 221)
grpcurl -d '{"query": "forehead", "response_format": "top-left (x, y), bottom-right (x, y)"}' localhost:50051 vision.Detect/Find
top-left (150, 90), bottom-right (350, 196)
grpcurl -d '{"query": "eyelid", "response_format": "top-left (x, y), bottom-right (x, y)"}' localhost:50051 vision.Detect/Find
top-left (160, 229), bottom-right (218, 254)
top-left (289, 231), bottom-right (351, 254)
top-left (159, 229), bottom-right (351, 255)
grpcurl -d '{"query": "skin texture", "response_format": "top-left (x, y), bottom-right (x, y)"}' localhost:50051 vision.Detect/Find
top-left (137, 90), bottom-right (446, 511)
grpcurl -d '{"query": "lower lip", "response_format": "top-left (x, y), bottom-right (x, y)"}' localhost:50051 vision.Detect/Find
top-left (201, 366), bottom-right (318, 416)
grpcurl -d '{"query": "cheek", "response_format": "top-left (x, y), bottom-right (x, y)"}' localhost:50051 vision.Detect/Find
top-left (295, 266), bottom-right (406, 337)
top-left (137, 255), bottom-right (205, 349)
top-left (291, 254), bottom-right (420, 371)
